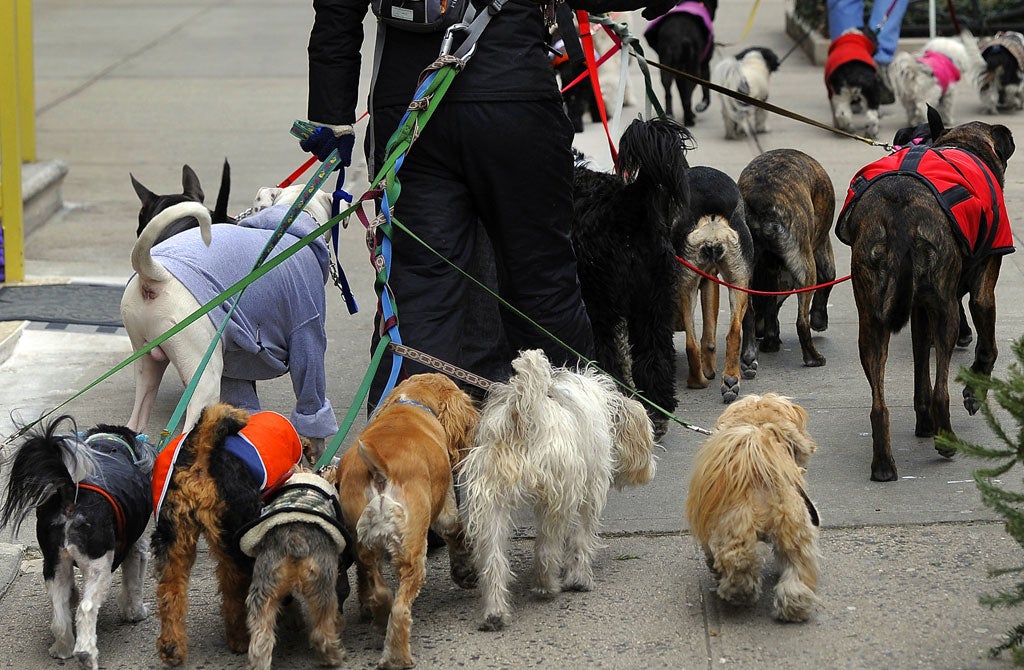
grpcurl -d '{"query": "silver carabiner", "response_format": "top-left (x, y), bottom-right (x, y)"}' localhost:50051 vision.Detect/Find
top-left (440, 22), bottom-right (471, 57)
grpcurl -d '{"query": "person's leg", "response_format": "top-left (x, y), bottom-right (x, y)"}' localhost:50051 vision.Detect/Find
top-left (827, 0), bottom-right (865, 40)
top-left (867, 0), bottom-right (910, 64)
top-left (461, 100), bottom-right (595, 370)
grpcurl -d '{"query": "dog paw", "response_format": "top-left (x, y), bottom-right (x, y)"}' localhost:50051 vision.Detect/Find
top-left (870, 456), bottom-right (899, 482)
top-left (758, 336), bottom-right (781, 353)
top-left (934, 440), bottom-right (957, 459)
top-left (123, 603), bottom-right (149, 622)
top-left (451, 564), bottom-right (478, 590)
top-left (963, 387), bottom-right (981, 416)
top-left (740, 358), bottom-right (757, 379)
top-left (158, 640), bottom-right (187, 667)
top-left (802, 351), bottom-right (826, 367)
top-left (74, 650), bottom-right (98, 670)
top-left (479, 614), bottom-right (506, 632)
top-left (561, 578), bottom-right (593, 592)
top-left (378, 653), bottom-right (415, 669)
top-left (721, 376), bottom-right (740, 403)
top-left (810, 310), bottom-right (828, 332)
top-left (49, 643), bottom-right (74, 659)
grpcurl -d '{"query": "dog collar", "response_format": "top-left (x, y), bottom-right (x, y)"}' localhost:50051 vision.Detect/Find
top-left (393, 398), bottom-right (437, 416)
top-left (84, 432), bottom-right (139, 462)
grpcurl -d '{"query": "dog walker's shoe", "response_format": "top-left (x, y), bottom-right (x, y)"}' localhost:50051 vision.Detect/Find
top-left (877, 64), bottom-right (896, 105)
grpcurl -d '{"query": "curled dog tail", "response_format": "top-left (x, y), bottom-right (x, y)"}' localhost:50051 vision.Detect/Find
top-left (132, 201), bottom-right (212, 282)
top-left (195, 402), bottom-right (250, 452)
top-left (0, 415), bottom-right (97, 535)
top-left (355, 440), bottom-right (406, 552)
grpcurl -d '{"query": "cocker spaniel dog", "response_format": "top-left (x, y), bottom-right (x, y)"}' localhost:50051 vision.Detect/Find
top-left (686, 393), bottom-right (820, 622)
top-left (461, 348), bottom-right (656, 632)
top-left (336, 373), bottom-right (479, 670)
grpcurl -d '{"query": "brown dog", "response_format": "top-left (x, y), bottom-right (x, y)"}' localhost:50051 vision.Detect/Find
top-left (336, 373), bottom-right (479, 669)
top-left (150, 403), bottom-right (304, 666)
top-left (738, 149), bottom-right (836, 367)
top-left (837, 115), bottom-right (1015, 481)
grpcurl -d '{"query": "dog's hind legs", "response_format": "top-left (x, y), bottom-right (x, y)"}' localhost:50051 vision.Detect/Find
top-left (810, 246), bottom-right (835, 334)
top-left (379, 540), bottom-right (426, 670)
top-left (300, 568), bottom-right (346, 668)
top-left (215, 560), bottom-right (252, 653)
top-left (434, 491), bottom-right (478, 589)
top-left (963, 260), bottom-right (1002, 416)
top-left (127, 351), bottom-right (169, 433)
top-left (471, 499), bottom-right (516, 631)
top-left (155, 522), bottom-right (199, 666)
top-left (45, 556), bottom-right (75, 659)
top-left (721, 288), bottom-right (748, 403)
top-left (911, 305), bottom-right (938, 439)
top-left (562, 498), bottom-right (601, 592)
top-left (710, 526), bottom-right (761, 606)
top-left (699, 279), bottom-right (720, 381)
top-left (246, 573), bottom-right (285, 670)
top-left (956, 301), bottom-right (973, 347)
top-left (73, 552), bottom-right (115, 670)
top-left (532, 500), bottom-right (571, 597)
top-left (860, 316), bottom-right (898, 481)
top-left (356, 548), bottom-right (393, 631)
top-left (796, 291), bottom-right (826, 367)
top-left (772, 523), bottom-right (818, 623)
top-left (118, 537), bottom-right (149, 622)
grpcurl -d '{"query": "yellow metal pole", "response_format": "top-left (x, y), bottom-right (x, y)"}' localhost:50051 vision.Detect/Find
top-left (16, 0), bottom-right (35, 162)
top-left (0, 0), bottom-right (26, 282)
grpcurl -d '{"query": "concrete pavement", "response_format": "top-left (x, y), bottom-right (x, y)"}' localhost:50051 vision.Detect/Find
top-left (3, 0), bottom-right (1024, 667)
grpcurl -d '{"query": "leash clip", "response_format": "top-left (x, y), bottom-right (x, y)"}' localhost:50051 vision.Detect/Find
top-left (440, 22), bottom-right (475, 62)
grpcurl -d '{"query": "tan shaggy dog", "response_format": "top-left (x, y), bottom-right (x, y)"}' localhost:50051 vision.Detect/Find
top-left (336, 373), bottom-right (479, 669)
top-left (686, 393), bottom-right (820, 622)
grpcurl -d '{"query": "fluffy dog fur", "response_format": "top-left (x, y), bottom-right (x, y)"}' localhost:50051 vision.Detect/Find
top-left (738, 149), bottom-right (836, 367)
top-left (461, 349), bottom-right (656, 632)
top-left (336, 373), bottom-right (479, 669)
top-left (151, 403), bottom-right (310, 665)
top-left (0, 417), bottom-right (155, 670)
top-left (890, 30), bottom-right (984, 126)
top-left (130, 161), bottom-right (233, 244)
top-left (825, 28), bottom-right (883, 139)
top-left (644, 0), bottom-right (718, 126)
top-left (978, 31), bottom-right (1024, 114)
top-left (672, 165), bottom-right (757, 402)
top-left (121, 182), bottom-right (336, 459)
top-left (241, 469), bottom-right (351, 670)
top-left (836, 117), bottom-right (1015, 481)
top-left (711, 46), bottom-right (780, 140)
top-left (686, 393), bottom-right (819, 622)
top-left (572, 116), bottom-right (694, 438)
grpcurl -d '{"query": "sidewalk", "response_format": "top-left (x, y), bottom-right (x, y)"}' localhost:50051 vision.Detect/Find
top-left (2, 0), bottom-right (1024, 667)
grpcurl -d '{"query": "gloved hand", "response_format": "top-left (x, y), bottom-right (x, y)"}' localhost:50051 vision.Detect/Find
top-left (641, 0), bottom-right (677, 21)
top-left (300, 123), bottom-right (355, 168)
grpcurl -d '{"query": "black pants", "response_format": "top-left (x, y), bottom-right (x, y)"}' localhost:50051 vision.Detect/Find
top-left (366, 100), bottom-right (595, 409)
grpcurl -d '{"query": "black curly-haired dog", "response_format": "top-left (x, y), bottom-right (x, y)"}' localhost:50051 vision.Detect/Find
top-left (572, 116), bottom-right (694, 438)
top-left (671, 166), bottom-right (757, 403)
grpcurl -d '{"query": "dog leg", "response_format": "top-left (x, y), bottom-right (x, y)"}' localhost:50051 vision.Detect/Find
top-left (699, 279), bottom-right (719, 381)
top-left (531, 499), bottom-right (571, 597)
top-left (73, 552), bottom-right (115, 670)
top-left (710, 526), bottom-right (761, 606)
top-left (859, 315), bottom-right (898, 481)
top-left (810, 245), bottom-right (835, 334)
top-left (562, 497), bottom-right (601, 592)
top-left (772, 520), bottom-right (818, 623)
top-left (215, 558), bottom-right (253, 653)
top-left (963, 260), bottom-right (1002, 416)
top-left (956, 301), bottom-right (973, 347)
top-left (911, 305), bottom-right (938, 439)
top-left (126, 348), bottom-right (169, 433)
top-left (379, 539), bottom-right (426, 670)
top-left (434, 491), bottom-right (478, 589)
top-left (155, 521), bottom-right (200, 666)
top-left (356, 548), bottom-right (393, 630)
top-left (301, 564), bottom-right (346, 668)
top-left (721, 287), bottom-right (748, 403)
top-left (739, 297), bottom-right (758, 380)
top-left (473, 499), bottom-right (516, 631)
top-left (118, 538), bottom-right (150, 622)
top-left (680, 276), bottom-right (710, 390)
top-left (246, 562), bottom-right (286, 670)
top-left (795, 289), bottom-right (826, 367)
top-left (46, 554), bottom-right (76, 659)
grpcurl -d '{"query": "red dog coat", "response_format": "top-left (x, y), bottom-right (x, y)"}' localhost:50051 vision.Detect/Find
top-left (824, 32), bottom-right (877, 97)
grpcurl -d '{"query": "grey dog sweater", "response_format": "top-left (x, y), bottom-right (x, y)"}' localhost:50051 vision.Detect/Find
top-left (148, 204), bottom-right (338, 438)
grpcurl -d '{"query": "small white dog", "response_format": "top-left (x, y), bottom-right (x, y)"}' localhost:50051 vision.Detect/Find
top-left (711, 46), bottom-right (781, 140)
top-left (460, 348), bottom-right (656, 631)
top-left (686, 393), bottom-right (820, 622)
top-left (890, 29), bottom-right (985, 126)
top-left (120, 183), bottom-right (338, 459)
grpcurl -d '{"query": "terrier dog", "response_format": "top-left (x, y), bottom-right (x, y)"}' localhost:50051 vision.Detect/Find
top-left (336, 373), bottom-right (479, 669)
top-left (711, 46), bottom-right (781, 140)
top-left (824, 28), bottom-right (883, 139)
top-left (151, 403), bottom-right (304, 665)
top-left (239, 469), bottom-right (352, 670)
top-left (572, 116), bottom-right (694, 438)
top-left (890, 29), bottom-right (984, 126)
top-left (672, 165), bottom-right (757, 403)
top-left (738, 149), bottom-right (836, 368)
top-left (121, 181), bottom-right (339, 462)
top-left (0, 416), bottom-right (155, 670)
top-left (130, 161), bottom-right (233, 244)
top-left (461, 349), bottom-right (656, 632)
top-left (644, 0), bottom-right (718, 125)
top-left (687, 393), bottom-right (819, 622)
top-left (978, 31), bottom-right (1024, 114)
top-left (836, 116), bottom-right (1015, 481)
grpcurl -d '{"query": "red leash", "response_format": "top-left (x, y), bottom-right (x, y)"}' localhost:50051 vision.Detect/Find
top-left (576, 10), bottom-right (618, 164)
top-left (674, 255), bottom-right (852, 295)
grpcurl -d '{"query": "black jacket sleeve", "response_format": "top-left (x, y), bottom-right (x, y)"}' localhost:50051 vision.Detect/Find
top-left (567, 0), bottom-right (674, 17)
top-left (308, 0), bottom-right (372, 126)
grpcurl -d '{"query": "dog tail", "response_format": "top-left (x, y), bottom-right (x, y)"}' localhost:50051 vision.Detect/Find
top-left (355, 439), bottom-right (407, 551)
top-left (0, 415), bottom-right (97, 536)
top-left (888, 51), bottom-right (921, 104)
top-left (876, 220), bottom-right (915, 332)
top-left (132, 201), bottom-right (212, 282)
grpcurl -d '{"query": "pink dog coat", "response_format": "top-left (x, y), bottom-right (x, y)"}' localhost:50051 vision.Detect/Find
top-left (918, 50), bottom-right (961, 94)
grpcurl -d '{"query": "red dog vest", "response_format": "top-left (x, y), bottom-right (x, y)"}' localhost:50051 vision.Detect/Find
top-left (838, 145), bottom-right (1015, 265)
top-left (152, 411), bottom-right (303, 518)
top-left (824, 32), bottom-right (877, 97)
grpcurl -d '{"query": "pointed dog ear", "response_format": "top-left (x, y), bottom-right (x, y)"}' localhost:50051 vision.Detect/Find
top-left (130, 173), bottom-right (157, 206)
top-left (181, 164), bottom-right (205, 203)
top-left (992, 124), bottom-right (1016, 165)
top-left (926, 105), bottom-right (945, 141)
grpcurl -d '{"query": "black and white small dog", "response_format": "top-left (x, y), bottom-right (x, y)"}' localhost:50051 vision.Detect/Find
top-left (572, 116), bottom-right (694, 438)
top-left (130, 161), bottom-right (233, 244)
top-left (644, 0), bottom-right (718, 126)
top-left (979, 31), bottom-right (1024, 114)
top-left (825, 28), bottom-right (883, 139)
top-left (711, 46), bottom-right (780, 140)
top-left (0, 416), bottom-right (155, 670)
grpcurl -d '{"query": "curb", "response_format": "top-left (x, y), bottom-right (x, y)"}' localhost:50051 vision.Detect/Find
top-left (0, 320), bottom-right (26, 367)
top-left (0, 543), bottom-right (24, 602)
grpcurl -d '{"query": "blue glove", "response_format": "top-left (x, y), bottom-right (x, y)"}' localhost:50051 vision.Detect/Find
top-left (300, 125), bottom-right (355, 168)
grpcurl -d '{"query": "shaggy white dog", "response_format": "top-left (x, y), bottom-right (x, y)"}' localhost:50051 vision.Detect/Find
top-left (460, 349), bottom-right (656, 632)
top-left (711, 47), bottom-right (780, 140)
top-left (890, 30), bottom-right (985, 126)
